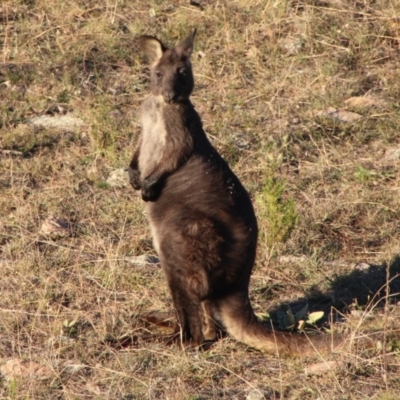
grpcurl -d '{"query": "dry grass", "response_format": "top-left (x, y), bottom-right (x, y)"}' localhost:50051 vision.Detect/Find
top-left (1, 0), bottom-right (400, 398)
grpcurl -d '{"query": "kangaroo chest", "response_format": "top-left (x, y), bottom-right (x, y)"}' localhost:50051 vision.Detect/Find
top-left (138, 96), bottom-right (168, 179)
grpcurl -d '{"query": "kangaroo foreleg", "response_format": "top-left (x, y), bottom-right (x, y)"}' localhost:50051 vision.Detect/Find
top-left (128, 136), bottom-right (142, 190)
top-left (141, 133), bottom-right (193, 201)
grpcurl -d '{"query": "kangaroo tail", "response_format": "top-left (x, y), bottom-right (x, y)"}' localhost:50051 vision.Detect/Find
top-left (217, 292), bottom-right (346, 356)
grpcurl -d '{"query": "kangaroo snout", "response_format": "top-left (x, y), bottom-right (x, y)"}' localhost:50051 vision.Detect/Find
top-left (163, 91), bottom-right (178, 104)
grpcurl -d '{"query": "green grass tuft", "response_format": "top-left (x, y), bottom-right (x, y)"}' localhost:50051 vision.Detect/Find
top-left (257, 176), bottom-right (298, 250)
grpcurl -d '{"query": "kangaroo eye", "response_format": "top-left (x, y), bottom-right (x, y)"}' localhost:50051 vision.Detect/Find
top-left (177, 68), bottom-right (186, 76)
top-left (155, 71), bottom-right (163, 79)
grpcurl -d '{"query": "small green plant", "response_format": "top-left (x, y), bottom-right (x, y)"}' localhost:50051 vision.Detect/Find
top-left (62, 319), bottom-right (78, 338)
top-left (256, 176), bottom-right (298, 250)
top-left (88, 97), bottom-right (120, 156)
top-left (354, 165), bottom-right (377, 184)
top-left (257, 304), bottom-right (325, 331)
top-left (373, 391), bottom-right (400, 400)
top-left (57, 89), bottom-right (70, 104)
top-left (95, 181), bottom-right (110, 189)
top-left (1, 126), bottom-right (56, 154)
top-left (8, 378), bottom-right (18, 399)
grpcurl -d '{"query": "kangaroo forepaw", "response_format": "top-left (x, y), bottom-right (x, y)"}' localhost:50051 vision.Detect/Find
top-left (141, 177), bottom-right (162, 201)
top-left (128, 167), bottom-right (142, 190)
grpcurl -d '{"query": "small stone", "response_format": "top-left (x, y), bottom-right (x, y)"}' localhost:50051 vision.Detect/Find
top-left (106, 168), bottom-right (129, 188)
top-left (61, 363), bottom-right (89, 375)
top-left (354, 262), bottom-right (370, 271)
top-left (322, 259), bottom-right (348, 267)
top-left (350, 309), bottom-right (363, 317)
top-left (28, 115), bottom-right (85, 131)
top-left (40, 216), bottom-right (70, 237)
top-left (247, 389), bottom-right (267, 400)
top-left (190, 0), bottom-right (206, 9)
top-left (278, 255), bottom-right (307, 264)
top-left (279, 37), bottom-right (303, 55)
top-left (0, 149), bottom-right (23, 156)
top-left (305, 361), bottom-right (342, 376)
top-left (0, 358), bottom-right (53, 381)
top-left (108, 110), bottom-right (123, 119)
top-left (318, 108), bottom-right (362, 123)
top-left (344, 96), bottom-right (387, 109)
top-left (162, 4), bottom-right (174, 12)
top-left (48, 335), bottom-right (76, 347)
top-left (126, 255), bottom-right (160, 267)
top-left (233, 132), bottom-right (250, 150)
top-left (383, 147), bottom-right (400, 162)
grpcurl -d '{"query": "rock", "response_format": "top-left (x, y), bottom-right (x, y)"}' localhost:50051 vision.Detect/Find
top-left (40, 216), bottom-right (70, 236)
top-left (40, 216), bottom-right (70, 237)
top-left (247, 389), bottom-right (268, 400)
top-left (28, 115), bottom-right (85, 131)
top-left (106, 168), bottom-right (129, 188)
top-left (61, 363), bottom-right (89, 375)
top-left (350, 309), bottom-right (363, 318)
top-left (353, 262), bottom-right (371, 271)
top-left (126, 255), bottom-right (160, 267)
top-left (318, 107), bottom-right (362, 123)
top-left (305, 360), bottom-right (343, 376)
top-left (233, 132), bottom-right (250, 150)
top-left (344, 96), bottom-right (387, 109)
top-left (0, 358), bottom-right (53, 381)
top-left (278, 255), bottom-right (307, 264)
top-left (190, 0), bottom-right (206, 10)
top-left (322, 259), bottom-right (348, 268)
top-left (0, 149), bottom-right (23, 156)
top-left (162, 4), bottom-right (175, 12)
top-left (279, 37), bottom-right (303, 55)
top-left (383, 147), bottom-right (400, 162)
top-left (48, 335), bottom-right (76, 347)
top-left (107, 110), bottom-right (123, 119)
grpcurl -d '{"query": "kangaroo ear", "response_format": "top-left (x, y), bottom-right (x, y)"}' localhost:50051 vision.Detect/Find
top-left (176, 29), bottom-right (196, 58)
top-left (139, 35), bottom-right (167, 64)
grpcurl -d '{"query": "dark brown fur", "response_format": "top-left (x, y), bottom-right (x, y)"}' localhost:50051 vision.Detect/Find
top-left (128, 31), bottom-right (350, 356)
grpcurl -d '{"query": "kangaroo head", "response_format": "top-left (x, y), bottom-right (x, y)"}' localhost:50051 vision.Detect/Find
top-left (139, 30), bottom-right (196, 104)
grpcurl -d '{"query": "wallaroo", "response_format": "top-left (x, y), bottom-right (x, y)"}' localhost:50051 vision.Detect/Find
top-left (127, 30), bottom-right (379, 356)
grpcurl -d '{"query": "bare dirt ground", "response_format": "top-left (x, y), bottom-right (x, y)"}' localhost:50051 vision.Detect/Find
top-left (1, 0), bottom-right (400, 399)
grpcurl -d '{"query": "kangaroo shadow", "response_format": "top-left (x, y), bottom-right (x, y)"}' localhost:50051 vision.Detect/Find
top-left (268, 256), bottom-right (400, 325)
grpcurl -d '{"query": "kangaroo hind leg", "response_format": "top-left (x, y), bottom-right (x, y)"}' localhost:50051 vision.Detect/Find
top-left (160, 217), bottom-right (223, 348)
top-left (163, 249), bottom-right (210, 347)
